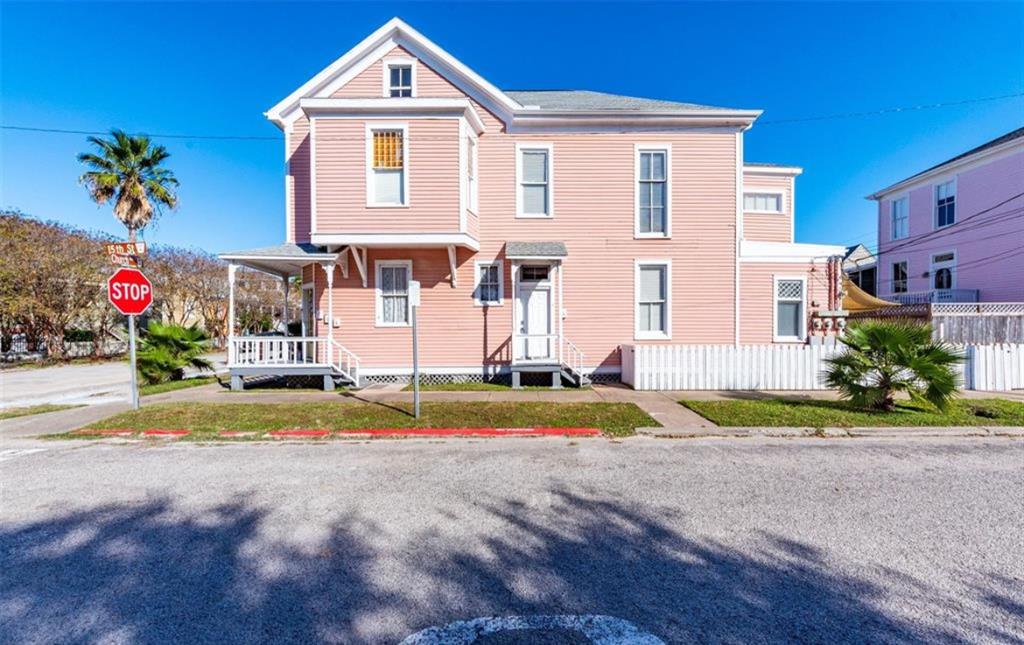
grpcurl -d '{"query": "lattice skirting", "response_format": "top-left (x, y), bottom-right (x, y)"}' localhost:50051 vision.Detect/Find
top-left (361, 369), bottom-right (620, 386)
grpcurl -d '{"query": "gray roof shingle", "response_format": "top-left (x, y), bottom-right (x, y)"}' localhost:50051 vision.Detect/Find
top-left (506, 241), bottom-right (568, 258)
top-left (503, 89), bottom-right (736, 112)
top-left (219, 243), bottom-right (334, 259)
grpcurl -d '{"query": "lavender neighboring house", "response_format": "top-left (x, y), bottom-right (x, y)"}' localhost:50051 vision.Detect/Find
top-left (868, 126), bottom-right (1024, 304)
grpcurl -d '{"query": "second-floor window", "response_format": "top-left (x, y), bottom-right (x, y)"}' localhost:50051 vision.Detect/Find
top-left (892, 261), bottom-right (908, 293)
top-left (936, 180), bottom-right (956, 228)
top-left (516, 144), bottom-right (552, 218)
top-left (890, 196), bottom-right (909, 240)
top-left (744, 192), bottom-right (783, 213)
top-left (636, 147), bottom-right (670, 237)
top-left (387, 64), bottom-right (413, 97)
top-left (368, 127), bottom-right (407, 206)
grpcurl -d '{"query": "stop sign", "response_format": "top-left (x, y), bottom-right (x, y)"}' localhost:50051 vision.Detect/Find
top-left (108, 268), bottom-right (154, 316)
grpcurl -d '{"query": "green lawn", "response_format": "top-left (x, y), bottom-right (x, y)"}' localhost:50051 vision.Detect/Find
top-left (140, 376), bottom-right (220, 396)
top-left (64, 401), bottom-right (655, 438)
top-left (0, 404), bottom-right (83, 421)
top-left (681, 398), bottom-right (1024, 428)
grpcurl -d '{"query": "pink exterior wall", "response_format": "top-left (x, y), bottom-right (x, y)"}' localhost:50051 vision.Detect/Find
top-left (281, 46), bottom-right (827, 374)
top-left (876, 150), bottom-right (1024, 302)
top-left (287, 117), bottom-right (312, 243)
top-left (739, 262), bottom-right (825, 344)
top-left (332, 45), bottom-right (464, 99)
top-left (313, 118), bottom-right (462, 234)
top-left (742, 172), bottom-right (793, 243)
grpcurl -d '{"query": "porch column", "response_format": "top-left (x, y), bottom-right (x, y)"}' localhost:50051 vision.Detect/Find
top-left (227, 263), bottom-right (237, 358)
top-left (322, 261), bottom-right (335, 345)
top-left (281, 274), bottom-right (290, 336)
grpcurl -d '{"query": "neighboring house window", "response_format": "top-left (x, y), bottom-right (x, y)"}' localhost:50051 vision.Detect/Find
top-left (466, 135), bottom-right (478, 213)
top-left (931, 251), bottom-right (955, 290)
top-left (375, 261), bottom-right (412, 326)
top-left (774, 277), bottom-right (806, 342)
top-left (635, 261), bottom-right (671, 339)
top-left (516, 144), bottom-right (552, 217)
top-left (386, 62), bottom-right (414, 97)
top-left (474, 261), bottom-right (503, 305)
top-left (367, 126), bottom-right (407, 206)
top-left (744, 192), bottom-right (783, 213)
top-left (636, 146), bottom-right (670, 236)
top-left (936, 180), bottom-right (956, 228)
top-left (892, 261), bottom-right (908, 294)
top-left (890, 196), bottom-right (909, 240)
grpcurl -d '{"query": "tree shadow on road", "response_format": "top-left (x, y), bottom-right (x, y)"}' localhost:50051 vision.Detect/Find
top-left (1, 492), bottom-right (1018, 644)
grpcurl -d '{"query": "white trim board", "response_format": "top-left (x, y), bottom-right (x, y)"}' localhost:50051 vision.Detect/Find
top-left (310, 232), bottom-right (480, 250)
top-left (740, 240), bottom-right (845, 264)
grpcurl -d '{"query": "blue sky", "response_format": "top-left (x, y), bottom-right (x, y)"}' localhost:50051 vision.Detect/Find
top-left (2, 2), bottom-right (1022, 254)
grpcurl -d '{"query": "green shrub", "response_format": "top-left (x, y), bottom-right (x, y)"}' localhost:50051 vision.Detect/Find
top-left (136, 322), bottom-right (213, 385)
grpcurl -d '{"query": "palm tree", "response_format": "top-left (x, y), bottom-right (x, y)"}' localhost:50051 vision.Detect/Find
top-left (136, 322), bottom-right (213, 384)
top-left (825, 321), bottom-right (963, 412)
top-left (78, 129), bottom-right (179, 242)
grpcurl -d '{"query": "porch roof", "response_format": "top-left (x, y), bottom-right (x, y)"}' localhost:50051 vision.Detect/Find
top-left (506, 241), bottom-right (568, 260)
top-left (219, 243), bottom-right (338, 277)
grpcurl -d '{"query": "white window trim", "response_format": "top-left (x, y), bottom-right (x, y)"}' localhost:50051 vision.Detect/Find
top-left (772, 275), bottom-right (807, 343)
top-left (374, 259), bottom-right (413, 327)
top-left (930, 249), bottom-right (957, 290)
top-left (933, 177), bottom-right (957, 230)
top-left (515, 142), bottom-right (554, 218)
top-left (365, 122), bottom-right (410, 208)
top-left (473, 260), bottom-right (503, 306)
top-left (743, 189), bottom-right (785, 214)
top-left (634, 259), bottom-right (672, 340)
top-left (890, 259), bottom-right (910, 295)
top-left (634, 144), bottom-right (672, 239)
top-left (889, 194), bottom-right (910, 241)
top-left (382, 56), bottom-right (417, 98)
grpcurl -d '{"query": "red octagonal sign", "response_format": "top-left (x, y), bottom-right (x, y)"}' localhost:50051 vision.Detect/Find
top-left (108, 268), bottom-right (154, 316)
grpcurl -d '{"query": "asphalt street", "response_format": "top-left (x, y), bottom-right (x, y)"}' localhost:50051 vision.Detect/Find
top-left (1, 436), bottom-right (1021, 644)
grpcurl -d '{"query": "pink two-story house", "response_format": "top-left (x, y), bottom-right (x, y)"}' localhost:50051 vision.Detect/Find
top-left (869, 126), bottom-right (1024, 304)
top-left (221, 18), bottom-right (845, 389)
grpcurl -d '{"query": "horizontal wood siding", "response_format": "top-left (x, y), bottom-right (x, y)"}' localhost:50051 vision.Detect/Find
top-left (288, 117), bottom-right (312, 243)
top-left (740, 262), bottom-right (825, 344)
top-left (332, 45), bottom-right (464, 98)
top-left (742, 172), bottom-right (793, 243)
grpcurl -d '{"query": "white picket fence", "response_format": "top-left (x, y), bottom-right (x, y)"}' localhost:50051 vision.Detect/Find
top-left (622, 343), bottom-right (1024, 392)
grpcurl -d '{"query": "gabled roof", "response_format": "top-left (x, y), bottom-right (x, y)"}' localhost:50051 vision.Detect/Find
top-left (868, 126), bottom-right (1024, 200)
top-left (267, 17), bottom-right (761, 130)
top-left (504, 90), bottom-right (734, 112)
top-left (506, 241), bottom-right (568, 259)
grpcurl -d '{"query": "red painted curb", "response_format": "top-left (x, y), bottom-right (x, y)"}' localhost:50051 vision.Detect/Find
top-left (268, 429), bottom-right (331, 438)
top-left (142, 429), bottom-right (190, 437)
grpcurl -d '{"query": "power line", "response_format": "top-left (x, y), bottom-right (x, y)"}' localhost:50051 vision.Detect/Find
top-left (879, 192), bottom-right (1024, 255)
top-left (758, 92), bottom-right (1024, 125)
top-left (4, 91), bottom-right (1022, 141)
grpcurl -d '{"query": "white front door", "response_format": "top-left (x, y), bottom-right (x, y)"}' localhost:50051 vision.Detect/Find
top-left (516, 278), bottom-right (552, 361)
top-left (301, 287), bottom-right (315, 363)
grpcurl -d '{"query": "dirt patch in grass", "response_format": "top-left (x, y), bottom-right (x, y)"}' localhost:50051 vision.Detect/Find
top-left (60, 401), bottom-right (656, 439)
top-left (680, 398), bottom-right (1024, 428)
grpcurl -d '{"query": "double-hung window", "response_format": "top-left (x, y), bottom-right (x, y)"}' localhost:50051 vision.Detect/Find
top-left (367, 125), bottom-right (407, 206)
top-left (516, 144), bottom-right (552, 217)
top-left (891, 261), bottom-right (908, 294)
top-left (385, 60), bottom-right (414, 97)
top-left (890, 196), bottom-right (909, 240)
top-left (466, 135), bottom-right (478, 213)
top-left (474, 261), bottom-right (502, 306)
top-left (636, 146), bottom-right (670, 237)
top-left (935, 180), bottom-right (956, 228)
top-left (744, 192), bottom-right (783, 213)
top-left (635, 261), bottom-right (671, 339)
top-left (376, 261), bottom-right (412, 326)
top-left (773, 277), bottom-right (806, 342)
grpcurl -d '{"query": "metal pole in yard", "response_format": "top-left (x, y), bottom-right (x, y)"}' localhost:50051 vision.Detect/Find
top-left (128, 314), bottom-right (139, 410)
top-left (412, 304), bottom-right (420, 419)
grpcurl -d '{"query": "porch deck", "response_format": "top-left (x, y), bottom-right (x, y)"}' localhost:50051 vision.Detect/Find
top-left (227, 336), bottom-right (360, 391)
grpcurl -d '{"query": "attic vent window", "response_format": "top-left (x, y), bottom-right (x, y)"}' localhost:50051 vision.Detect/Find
top-left (388, 64), bottom-right (413, 97)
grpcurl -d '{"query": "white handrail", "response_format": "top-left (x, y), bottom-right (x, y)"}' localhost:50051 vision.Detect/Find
top-left (329, 339), bottom-right (361, 387)
top-left (565, 338), bottom-right (585, 381)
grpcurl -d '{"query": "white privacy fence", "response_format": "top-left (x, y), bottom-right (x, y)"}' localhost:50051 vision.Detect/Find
top-left (622, 343), bottom-right (1024, 392)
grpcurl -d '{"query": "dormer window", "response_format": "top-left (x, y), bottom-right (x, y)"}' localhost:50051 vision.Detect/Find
top-left (384, 58), bottom-right (416, 97)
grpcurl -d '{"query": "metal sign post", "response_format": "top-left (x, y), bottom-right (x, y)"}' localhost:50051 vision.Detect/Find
top-left (107, 267), bottom-right (154, 411)
top-left (128, 315), bottom-right (139, 410)
top-left (409, 280), bottom-right (422, 419)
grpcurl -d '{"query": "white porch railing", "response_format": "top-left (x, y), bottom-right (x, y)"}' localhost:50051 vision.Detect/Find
top-left (229, 336), bottom-right (327, 366)
top-left (891, 289), bottom-right (980, 304)
top-left (330, 339), bottom-right (361, 386)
